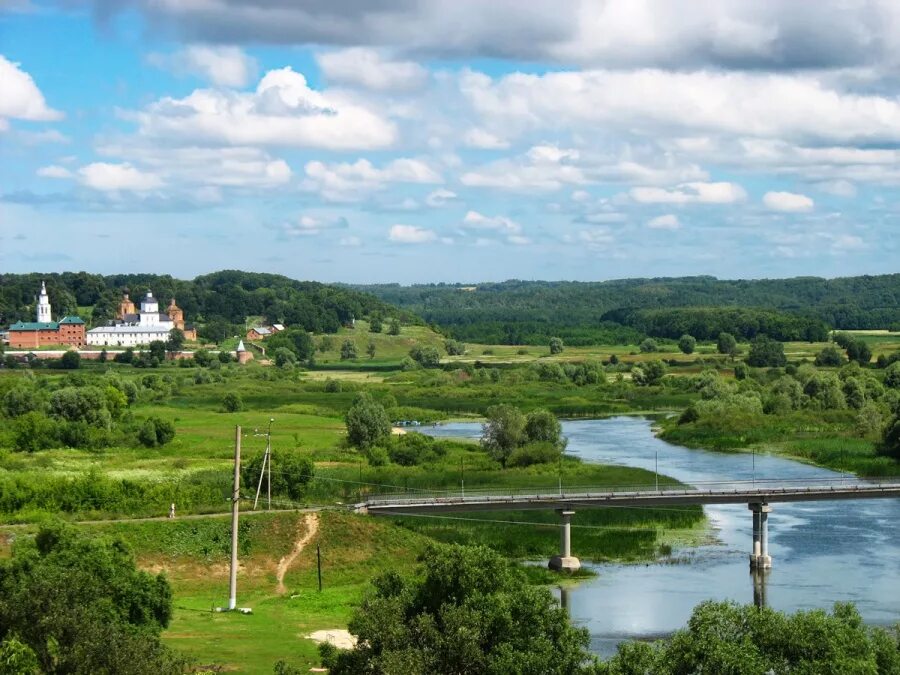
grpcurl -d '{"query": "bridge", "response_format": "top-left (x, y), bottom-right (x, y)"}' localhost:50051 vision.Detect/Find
top-left (358, 478), bottom-right (900, 572)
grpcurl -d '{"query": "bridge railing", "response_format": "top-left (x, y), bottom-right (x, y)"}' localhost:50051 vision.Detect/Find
top-left (363, 476), bottom-right (899, 506)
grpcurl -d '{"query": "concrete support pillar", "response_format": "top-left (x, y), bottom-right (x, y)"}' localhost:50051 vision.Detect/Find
top-left (748, 503), bottom-right (772, 569)
top-left (751, 567), bottom-right (769, 609)
top-left (549, 509), bottom-right (581, 572)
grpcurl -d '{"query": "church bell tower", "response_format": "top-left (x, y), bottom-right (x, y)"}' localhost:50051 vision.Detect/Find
top-left (36, 281), bottom-right (52, 323)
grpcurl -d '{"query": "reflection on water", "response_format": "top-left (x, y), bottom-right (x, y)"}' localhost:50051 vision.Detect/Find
top-left (426, 417), bottom-right (900, 656)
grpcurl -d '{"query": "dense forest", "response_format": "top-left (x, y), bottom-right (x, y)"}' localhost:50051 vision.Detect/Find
top-left (0, 271), bottom-right (410, 339)
top-left (354, 275), bottom-right (900, 345)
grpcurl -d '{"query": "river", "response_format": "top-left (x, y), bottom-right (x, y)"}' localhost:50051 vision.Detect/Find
top-left (423, 417), bottom-right (900, 655)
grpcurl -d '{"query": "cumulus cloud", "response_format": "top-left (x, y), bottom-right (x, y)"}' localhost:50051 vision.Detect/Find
top-left (37, 165), bottom-right (73, 179)
top-left (389, 224), bottom-right (437, 243)
top-left (630, 182), bottom-right (746, 204)
top-left (647, 214), bottom-right (681, 229)
top-left (463, 128), bottom-right (510, 149)
top-left (88, 1), bottom-right (900, 71)
top-left (76, 163), bottom-right (164, 191)
top-left (763, 191), bottom-right (814, 212)
top-left (303, 158), bottom-right (441, 202)
top-left (150, 45), bottom-right (257, 87)
top-left (316, 48), bottom-right (427, 91)
top-left (461, 144), bottom-right (588, 191)
top-left (0, 55), bottom-right (62, 126)
top-left (275, 214), bottom-right (349, 237)
top-left (462, 210), bottom-right (521, 234)
top-left (425, 188), bottom-right (458, 207)
top-left (462, 68), bottom-right (900, 146)
top-left (130, 67), bottom-right (396, 150)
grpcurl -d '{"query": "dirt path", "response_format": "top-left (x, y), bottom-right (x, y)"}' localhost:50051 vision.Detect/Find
top-left (275, 513), bottom-right (319, 595)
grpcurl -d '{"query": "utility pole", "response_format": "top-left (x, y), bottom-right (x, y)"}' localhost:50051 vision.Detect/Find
top-left (655, 450), bottom-right (659, 492)
top-left (228, 425), bottom-right (241, 611)
top-left (253, 418), bottom-right (274, 510)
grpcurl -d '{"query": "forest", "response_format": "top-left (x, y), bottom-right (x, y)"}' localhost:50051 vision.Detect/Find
top-left (354, 274), bottom-right (900, 345)
top-left (0, 270), bottom-right (410, 339)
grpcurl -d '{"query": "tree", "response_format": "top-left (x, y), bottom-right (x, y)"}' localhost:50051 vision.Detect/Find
top-left (599, 601), bottom-right (900, 674)
top-left (481, 404), bottom-right (526, 466)
top-left (444, 339), bottom-right (466, 356)
top-left (242, 450), bottom-right (314, 501)
top-left (366, 339), bottom-right (376, 359)
top-left (267, 329), bottom-right (314, 361)
top-left (388, 318), bottom-right (401, 336)
top-left (846, 340), bottom-right (872, 366)
top-left (815, 345), bottom-right (844, 367)
top-left (747, 335), bottom-right (787, 367)
top-left (98, 348), bottom-right (108, 363)
top-left (524, 409), bottom-right (565, 449)
top-left (340, 339), bottom-right (358, 361)
top-left (832, 331), bottom-right (854, 349)
top-left (345, 392), bottom-right (391, 449)
top-left (632, 360), bottom-right (667, 386)
top-left (639, 338), bottom-right (658, 353)
top-left (678, 334), bottom-right (696, 354)
top-left (717, 332), bottom-right (738, 357)
top-left (273, 347), bottom-right (298, 368)
top-left (409, 345), bottom-right (441, 368)
top-left (733, 362), bottom-right (749, 380)
top-left (165, 328), bottom-right (185, 353)
top-left (885, 362), bottom-right (900, 389)
top-left (137, 417), bottom-right (176, 447)
top-left (222, 391), bottom-right (243, 412)
top-left (369, 314), bottom-right (383, 333)
top-left (880, 413), bottom-right (900, 459)
top-left (114, 347), bottom-right (135, 364)
top-left (147, 340), bottom-right (167, 363)
top-left (322, 544), bottom-right (593, 675)
top-left (0, 523), bottom-right (184, 674)
top-left (60, 350), bottom-right (81, 370)
top-left (549, 337), bottom-right (564, 354)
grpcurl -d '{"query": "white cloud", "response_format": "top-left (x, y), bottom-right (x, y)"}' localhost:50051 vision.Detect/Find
top-left (316, 48), bottom-right (427, 91)
top-left (630, 182), bottom-right (746, 204)
top-left (0, 55), bottom-right (62, 126)
top-left (339, 235), bottom-right (362, 247)
top-left (152, 45), bottom-right (257, 87)
top-left (830, 234), bottom-right (865, 252)
top-left (37, 165), bottom-right (73, 179)
top-left (575, 227), bottom-right (614, 249)
top-left (462, 210), bottom-right (522, 234)
top-left (462, 67), bottom-right (900, 146)
top-left (647, 214), bottom-right (681, 229)
top-left (77, 163), bottom-right (164, 191)
top-left (817, 180), bottom-right (857, 197)
top-left (425, 188), bottom-right (458, 207)
top-left (461, 144), bottom-right (588, 191)
top-left (763, 191), bottom-right (814, 212)
top-left (131, 67), bottom-right (396, 150)
top-left (389, 224), bottom-right (437, 244)
top-left (303, 157), bottom-right (441, 202)
top-left (277, 215), bottom-right (349, 237)
top-left (463, 128), bottom-right (510, 149)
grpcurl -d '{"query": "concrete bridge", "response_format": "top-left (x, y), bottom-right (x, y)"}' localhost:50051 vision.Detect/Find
top-left (358, 478), bottom-right (900, 572)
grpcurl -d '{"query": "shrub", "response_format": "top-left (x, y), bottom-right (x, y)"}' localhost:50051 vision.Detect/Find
top-left (409, 345), bottom-right (441, 368)
top-left (640, 338), bottom-right (658, 353)
top-left (324, 378), bottom-right (342, 393)
top-left (549, 337), bottom-right (564, 354)
top-left (507, 441), bottom-right (562, 467)
top-left (60, 351), bottom-right (81, 369)
top-left (340, 339), bottom-right (358, 361)
top-left (137, 417), bottom-right (176, 447)
top-left (678, 334), bottom-right (696, 355)
top-left (815, 345), bottom-right (844, 367)
top-left (222, 392), bottom-right (243, 412)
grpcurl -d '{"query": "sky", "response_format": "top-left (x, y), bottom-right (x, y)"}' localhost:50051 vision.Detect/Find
top-left (1, 1), bottom-right (899, 284)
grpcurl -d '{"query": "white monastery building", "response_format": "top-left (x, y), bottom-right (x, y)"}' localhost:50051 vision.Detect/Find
top-left (86, 291), bottom-right (175, 347)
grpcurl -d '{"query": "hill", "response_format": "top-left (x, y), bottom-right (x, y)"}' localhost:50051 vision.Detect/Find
top-left (0, 270), bottom-right (416, 339)
top-left (353, 275), bottom-right (900, 345)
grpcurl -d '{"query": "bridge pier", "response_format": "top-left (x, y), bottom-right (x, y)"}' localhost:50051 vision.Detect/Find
top-left (549, 509), bottom-right (581, 572)
top-left (749, 503), bottom-right (772, 569)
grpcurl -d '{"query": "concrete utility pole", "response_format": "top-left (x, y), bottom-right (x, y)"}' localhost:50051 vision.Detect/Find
top-left (228, 425), bottom-right (241, 611)
top-left (253, 418), bottom-right (275, 510)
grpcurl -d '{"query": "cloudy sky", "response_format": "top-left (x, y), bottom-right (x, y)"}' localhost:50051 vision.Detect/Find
top-left (2, 1), bottom-right (899, 282)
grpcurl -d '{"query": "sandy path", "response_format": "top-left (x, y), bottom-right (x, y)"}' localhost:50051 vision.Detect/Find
top-left (275, 513), bottom-right (319, 595)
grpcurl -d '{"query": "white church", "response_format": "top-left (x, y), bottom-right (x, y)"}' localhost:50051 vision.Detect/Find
top-left (86, 291), bottom-right (176, 347)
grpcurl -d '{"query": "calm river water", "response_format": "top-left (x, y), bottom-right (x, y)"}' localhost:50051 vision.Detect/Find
top-left (424, 417), bottom-right (900, 655)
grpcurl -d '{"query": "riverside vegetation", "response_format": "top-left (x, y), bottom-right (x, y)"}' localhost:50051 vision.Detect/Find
top-left (2, 306), bottom-right (900, 670)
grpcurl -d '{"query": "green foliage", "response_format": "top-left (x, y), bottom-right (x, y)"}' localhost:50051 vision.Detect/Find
top-left (0, 523), bottom-right (184, 674)
top-left (815, 344), bottom-right (844, 367)
top-left (481, 404), bottom-right (527, 466)
top-left (747, 335), bottom-right (787, 367)
top-left (632, 360), bottom-right (667, 386)
top-left (222, 391), bottom-right (243, 412)
top-left (444, 339), bottom-right (466, 356)
top-left (242, 451), bottom-right (314, 501)
top-left (0, 637), bottom-right (39, 674)
top-left (409, 345), bottom-right (441, 368)
top-left (885, 362), bottom-right (900, 389)
top-left (324, 544), bottom-right (594, 675)
top-left (388, 318), bottom-right (401, 336)
top-left (369, 314), bottom-right (383, 333)
top-left (733, 362), bottom-right (749, 380)
top-left (59, 350), bottom-right (81, 369)
top-left (678, 334), bottom-right (696, 354)
top-left (345, 392), bottom-right (391, 449)
top-left (366, 339), bottom-right (377, 359)
top-left (639, 338), bottom-right (659, 353)
top-left (549, 336), bottom-right (564, 354)
top-left (880, 414), bottom-right (900, 459)
top-left (524, 408), bottom-right (565, 449)
top-left (324, 378), bottom-right (342, 393)
top-left (2, 385), bottom-right (45, 418)
top-left (847, 339), bottom-right (873, 365)
top-left (599, 601), bottom-right (900, 675)
top-left (340, 339), bottom-right (358, 361)
top-left (137, 417), bottom-right (176, 448)
top-left (507, 441), bottom-right (563, 468)
top-left (385, 433), bottom-right (447, 466)
top-left (717, 332), bottom-right (738, 356)
top-left (165, 328), bottom-right (185, 352)
top-left (273, 347), bottom-right (298, 368)
top-left (267, 329), bottom-right (314, 361)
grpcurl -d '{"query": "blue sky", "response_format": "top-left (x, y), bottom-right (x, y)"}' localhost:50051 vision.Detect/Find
top-left (1, 1), bottom-right (899, 283)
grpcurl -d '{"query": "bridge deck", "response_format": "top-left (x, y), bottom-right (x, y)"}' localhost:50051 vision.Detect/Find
top-left (361, 480), bottom-right (900, 514)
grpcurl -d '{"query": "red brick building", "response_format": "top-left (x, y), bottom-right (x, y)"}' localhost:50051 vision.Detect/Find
top-left (6, 282), bottom-right (86, 348)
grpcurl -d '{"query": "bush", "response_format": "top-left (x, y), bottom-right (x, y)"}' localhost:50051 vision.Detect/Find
top-left (323, 378), bottom-right (342, 393)
top-left (639, 338), bottom-right (658, 353)
top-left (137, 417), bottom-right (176, 448)
top-left (241, 451), bottom-right (314, 501)
top-left (60, 350), bottom-right (81, 369)
top-left (678, 334), bottom-right (696, 355)
top-left (114, 348), bottom-right (135, 364)
top-left (815, 345), bottom-right (844, 367)
top-left (507, 441), bottom-right (562, 467)
top-left (846, 340), bottom-right (873, 366)
top-left (222, 392), bottom-right (243, 412)
top-left (340, 339), bottom-right (358, 361)
top-left (747, 335), bottom-right (787, 367)
top-left (345, 392), bottom-right (391, 449)
top-left (549, 337), bottom-right (564, 354)
top-left (409, 345), bottom-right (441, 368)
top-left (444, 339), bottom-right (466, 356)
top-left (273, 347), bottom-right (298, 368)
